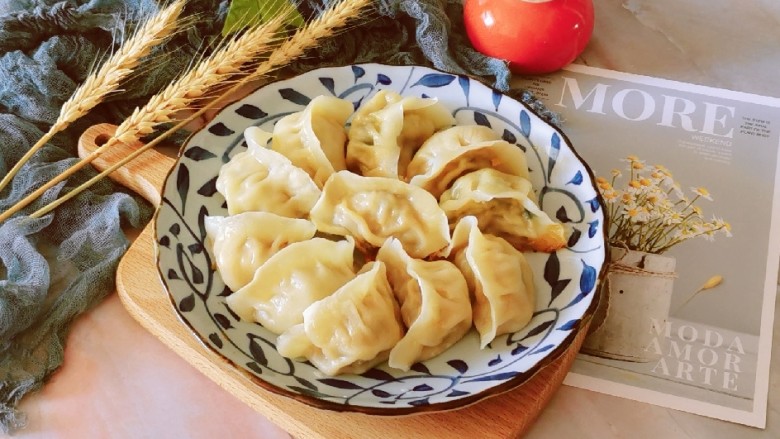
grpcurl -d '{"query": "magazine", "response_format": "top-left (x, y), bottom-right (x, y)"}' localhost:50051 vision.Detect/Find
top-left (515, 65), bottom-right (780, 428)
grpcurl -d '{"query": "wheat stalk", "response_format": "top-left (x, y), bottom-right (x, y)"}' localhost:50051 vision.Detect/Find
top-left (111, 7), bottom-right (292, 144)
top-left (250, 0), bottom-right (373, 79)
top-left (26, 0), bottom-right (374, 220)
top-left (0, 0), bottom-right (185, 195)
top-left (674, 274), bottom-right (723, 312)
top-left (0, 3), bottom-right (294, 224)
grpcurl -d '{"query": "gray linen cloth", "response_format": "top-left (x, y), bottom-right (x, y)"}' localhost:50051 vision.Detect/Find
top-left (0, 0), bottom-right (553, 433)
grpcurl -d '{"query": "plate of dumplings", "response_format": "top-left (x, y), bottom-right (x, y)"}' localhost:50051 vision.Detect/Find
top-left (155, 64), bottom-right (607, 414)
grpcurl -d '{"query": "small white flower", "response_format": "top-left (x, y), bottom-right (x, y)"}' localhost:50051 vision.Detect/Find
top-left (691, 186), bottom-right (713, 201)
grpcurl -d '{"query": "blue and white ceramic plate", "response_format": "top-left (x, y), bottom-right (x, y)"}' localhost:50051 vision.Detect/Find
top-left (155, 64), bottom-right (606, 414)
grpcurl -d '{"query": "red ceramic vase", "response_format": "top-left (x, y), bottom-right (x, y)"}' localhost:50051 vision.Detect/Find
top-left (464, 0), bottom-right (595, 74)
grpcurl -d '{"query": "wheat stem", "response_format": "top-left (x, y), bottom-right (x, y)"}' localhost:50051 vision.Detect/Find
top-left (2, 2), bottom-right (292, 224)
top-left (251, 0), bottom-right (372, 80)
top-left (30, 117), bottom-right (199, 219)
top-left (673, 275), bottom-right (723, 313)
top-left (111, 3), bottom-right (291, 146)
top-left (27, 0), bottom-right (374, 220)
top-left (0, 0), bottom-right (185, 195)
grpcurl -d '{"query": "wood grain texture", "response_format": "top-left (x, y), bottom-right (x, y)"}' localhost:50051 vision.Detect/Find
top-left (77, 124), bottom-right (176, 206)
top-left (79, 124), bottom-right (591, 439)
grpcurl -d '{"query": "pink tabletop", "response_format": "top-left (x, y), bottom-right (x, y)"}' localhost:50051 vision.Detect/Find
top-left (14, 295), bottom-right (290, 439)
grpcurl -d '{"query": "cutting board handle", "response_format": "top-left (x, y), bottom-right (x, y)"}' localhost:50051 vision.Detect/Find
top-left (77, 123), bottom-right (174, 206)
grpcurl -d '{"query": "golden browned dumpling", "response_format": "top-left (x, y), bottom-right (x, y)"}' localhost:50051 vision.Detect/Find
top-left (440, 168), bottom-right (566, 252)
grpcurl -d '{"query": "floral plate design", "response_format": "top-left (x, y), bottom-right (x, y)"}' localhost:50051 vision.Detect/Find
top-left (155, 64), bottom-right (607, 414)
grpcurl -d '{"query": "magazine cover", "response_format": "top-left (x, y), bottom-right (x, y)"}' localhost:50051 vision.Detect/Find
top-left (515, 65), bottom-right (780, 428)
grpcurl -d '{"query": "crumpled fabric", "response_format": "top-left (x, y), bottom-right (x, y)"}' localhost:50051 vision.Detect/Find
top-left (289, 0), bottom-right (512, 91)
top-left (289, 0), bottom-right (560, 122)
top-left (0, 0), bottom-right (230, 433)
top-left (0, 0), bottom-right (551, 434)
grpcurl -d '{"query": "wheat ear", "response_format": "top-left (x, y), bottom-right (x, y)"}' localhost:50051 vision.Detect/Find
top-left (19, 3), bottom-right (300, 220)
top-left (251, 0), bottom-right (372, 80)
top-left (0, 0), bottom-right (185, 195)
top-left (28, 0), bottom-right (374, 219)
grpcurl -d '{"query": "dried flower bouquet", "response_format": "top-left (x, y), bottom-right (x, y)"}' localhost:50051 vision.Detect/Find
top-left (596, 155), bottom-right (732, 254)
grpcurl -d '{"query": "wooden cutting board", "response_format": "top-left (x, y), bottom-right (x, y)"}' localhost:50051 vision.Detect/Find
top-left (79, 123), bottom-right (591, 439)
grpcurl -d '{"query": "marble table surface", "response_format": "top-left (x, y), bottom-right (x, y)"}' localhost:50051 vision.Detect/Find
top-left (10, 0), bottom-right (780, 438)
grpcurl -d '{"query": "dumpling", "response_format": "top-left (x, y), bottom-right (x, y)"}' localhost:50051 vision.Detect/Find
top-left (440, 167), bottom-right (537, 206)
top-left (310, 170), bottom-right (450, 258)
top-left (447, 216), bottom-right (536, 348)
top-left (406, 125), bottom-right (530, 198)
top-left (271, 95), bottom-right (353, 187)
top-left (226, 237), bottom-right (356, 334)
top-left (204, 212), bottom-right (316, 292)
top-left (276, 261), bottom-right (404, 376)
top-left (346, 90), bottom-right (455, 179)
top-left (440, 168), bottom-right (566, 252)
top-left (376, 238), bottom-right (472, 371)
top-left (216, 127), bottom-right (321, 217)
